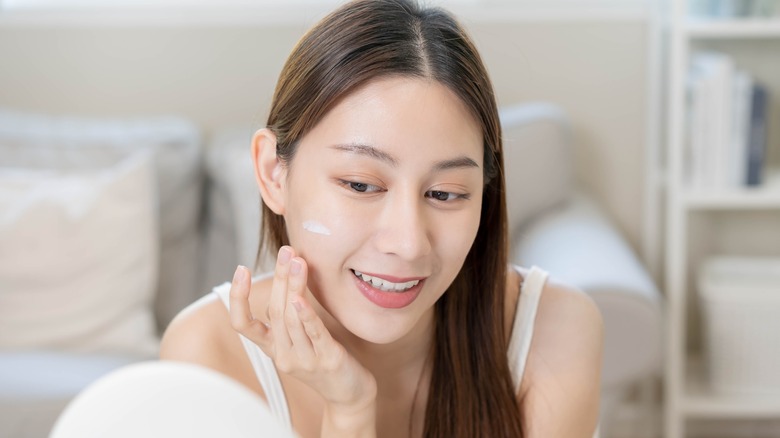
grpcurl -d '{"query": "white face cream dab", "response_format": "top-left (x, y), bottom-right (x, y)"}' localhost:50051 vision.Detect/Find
top-left (303, 220), bottom-right (332, 236)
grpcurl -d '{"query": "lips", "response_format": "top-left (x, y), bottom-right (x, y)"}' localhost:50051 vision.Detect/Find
top-left (351, 269), bottom-right (425, 309)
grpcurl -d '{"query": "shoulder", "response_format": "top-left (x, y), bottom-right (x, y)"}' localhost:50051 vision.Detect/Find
top-left (159, 289), bottom-right (235, 368)
top-left (531, 277), bottom-right (603, 380)
top-left (516, 269), bottom-right (604, 437)
top-left (159, 278), bottom-right (275, 401)
top-left (535, 277), bottom-right (603, 347)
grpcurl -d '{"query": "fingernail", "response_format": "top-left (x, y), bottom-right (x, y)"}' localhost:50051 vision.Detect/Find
top-left (233, 265), bottom-right (247, 284)
top-left (278, 247), bottom-right (292, 265)
top-left (290, 259), bottom-right (302, 275)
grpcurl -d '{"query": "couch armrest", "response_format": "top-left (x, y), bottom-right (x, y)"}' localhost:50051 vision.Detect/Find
top-left (511, 192), bottom-right (663, 389)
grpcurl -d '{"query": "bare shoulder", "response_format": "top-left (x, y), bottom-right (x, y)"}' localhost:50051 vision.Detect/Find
top-left (159, 286), bottom-right (270, 401)
top-left (159, 292), bottom-right (234, 368)
top-left (534, 278), bottom-right (603, 351)
top-left (520, 275), bottom-right (604, 437)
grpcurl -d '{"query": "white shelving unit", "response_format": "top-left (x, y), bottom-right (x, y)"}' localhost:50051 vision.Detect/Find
top-left (682, 169), bottom-right (780, 208)
top-left (664, 2), bottom-right (780, 437)
top-left (687, 17), bottom-right (780, 36)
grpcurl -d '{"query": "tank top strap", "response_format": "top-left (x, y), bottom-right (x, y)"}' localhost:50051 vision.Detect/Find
top-left (212, 282), bottom-right (293, 431)
top-left (507, 265), bottom-right (549, 393)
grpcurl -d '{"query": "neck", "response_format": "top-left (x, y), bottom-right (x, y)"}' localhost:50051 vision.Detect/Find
top-left (324, 307), bottom-right (434, 438)
top-left (308, 296), bottom-right (435, 437)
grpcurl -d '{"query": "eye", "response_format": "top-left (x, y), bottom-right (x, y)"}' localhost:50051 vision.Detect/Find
top-left (426, 190), bottom-right (468, 202)
top-left (349, 182), bottom-right (370, 192)
top-left (338, 179), bottom-right (382, 194)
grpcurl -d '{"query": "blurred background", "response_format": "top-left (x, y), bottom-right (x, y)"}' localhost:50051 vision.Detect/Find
top-left (0, 0), bottom-right (778, 437)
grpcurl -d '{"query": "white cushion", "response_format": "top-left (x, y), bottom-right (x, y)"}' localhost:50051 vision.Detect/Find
top-left (0, 107), bottom-right (202, 331)
top-left (501, 102), bottom-right (573, 240)
top-left (0, 150), bottom-right (159, 357)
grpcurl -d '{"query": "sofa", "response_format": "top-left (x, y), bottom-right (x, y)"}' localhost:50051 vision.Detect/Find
top-left (0, 102), bottom-right (662, 437)
top-left (501, 103), bottom-right (663, 434)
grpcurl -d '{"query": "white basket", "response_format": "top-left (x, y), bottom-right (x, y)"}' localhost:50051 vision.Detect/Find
top-left (698, 256), bottom-right (780, 395)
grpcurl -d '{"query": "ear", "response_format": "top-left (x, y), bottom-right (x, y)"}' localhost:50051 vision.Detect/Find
top-left (251, 128), bottom-right (286, 215)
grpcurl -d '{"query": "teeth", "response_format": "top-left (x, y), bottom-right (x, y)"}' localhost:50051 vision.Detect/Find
top-left (353, 270), bottom-right (420, 292)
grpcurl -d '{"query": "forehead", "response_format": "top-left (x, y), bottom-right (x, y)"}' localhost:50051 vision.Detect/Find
top-left (296, 76), bottom-right (483, 164)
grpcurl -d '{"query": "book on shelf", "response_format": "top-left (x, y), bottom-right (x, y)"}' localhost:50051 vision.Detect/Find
top-left (686, 50), bottom-right (769, 190)
top-left (747, 84), bottom-right (769, 186)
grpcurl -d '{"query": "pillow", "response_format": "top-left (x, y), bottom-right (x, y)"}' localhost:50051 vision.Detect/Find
top-left (0, 150), bottom-right (160, 357)
top-left (0, 107), bottom-right (202, 332)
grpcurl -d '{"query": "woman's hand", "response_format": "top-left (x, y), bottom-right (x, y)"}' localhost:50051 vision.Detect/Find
top-left (228, 246), bottom-right (377, 436)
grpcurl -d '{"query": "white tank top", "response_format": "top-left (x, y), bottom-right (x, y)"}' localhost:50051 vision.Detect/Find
top-left (212, 265), bottom-right (548, 432)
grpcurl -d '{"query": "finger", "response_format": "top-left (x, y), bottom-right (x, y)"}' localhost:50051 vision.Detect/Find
top-left (295, 292), bottom-right (338, 361)
top-left (269, 246), bottom-right (294, 354)
top-left (228, 265), bottom-right (270, 347)
top-left (285, 258), bottom-right (315, 364)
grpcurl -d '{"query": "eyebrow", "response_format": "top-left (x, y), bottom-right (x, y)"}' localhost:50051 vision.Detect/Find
top-left (329, 143), bottom-right (480, 172)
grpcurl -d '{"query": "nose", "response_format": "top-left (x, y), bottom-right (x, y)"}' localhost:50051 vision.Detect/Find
top-left (373, 190), bottom-right (432, 261)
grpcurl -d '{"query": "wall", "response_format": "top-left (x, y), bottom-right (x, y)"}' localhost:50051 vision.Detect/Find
top-left (0, 12), bottom-right (651, 255)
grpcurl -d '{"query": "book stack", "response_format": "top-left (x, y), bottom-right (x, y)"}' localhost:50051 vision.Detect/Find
top-left (686, 51), bottom-right (769, 189)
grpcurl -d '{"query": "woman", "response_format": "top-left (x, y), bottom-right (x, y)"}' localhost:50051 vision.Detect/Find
top-left (161, 0), bottom-right (603, 436)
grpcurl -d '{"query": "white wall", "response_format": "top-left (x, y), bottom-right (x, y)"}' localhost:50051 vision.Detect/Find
top-left (469, 19), bottom-right (650, 258)
top-left (0, 13), bottom-right (651, 255)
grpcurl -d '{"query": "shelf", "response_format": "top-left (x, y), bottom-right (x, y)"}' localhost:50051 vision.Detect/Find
top-left (666, 3), bottom-right (780, 436)
top-left (682, 169), bottom-right (780, 210)
top-left (685, 18), bottom-right (780, 38)
top-left (685, 357), bottom-right (780, 418)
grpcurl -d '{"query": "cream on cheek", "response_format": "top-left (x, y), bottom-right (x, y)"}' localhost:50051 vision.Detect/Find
top-left (290, 207), bottom-right (366, 312)
top-left (302, 220), bottom-right (331, 236)
top-left (288, 197), bottom-right (363, 270)
top-left (296, 202), bottom-right (357, 242)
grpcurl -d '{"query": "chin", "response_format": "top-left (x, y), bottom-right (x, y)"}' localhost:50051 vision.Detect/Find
top-left (338, 313), bottom-right (419, 345)
top-left (309, 281), bottom-right (431, 346)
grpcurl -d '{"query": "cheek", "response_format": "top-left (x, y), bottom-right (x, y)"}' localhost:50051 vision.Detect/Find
top-left (284, 193), bottom-right (376, 311)
top-left (284, 190), bottom-right (367, 273)
top-left (437, 200), bottom-right (483, 267)
top-left (446, 214), bottom-right (481, 257)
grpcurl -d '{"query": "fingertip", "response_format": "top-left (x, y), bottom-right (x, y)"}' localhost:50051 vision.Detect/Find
top-left (278, 246), bottom-right (293, 265)
top-left (233, 265), bottom-right (248, 284)
top-left (230, 266), bottom-right (252, 301)
top-left (290, 258), bottom-right (303, 275)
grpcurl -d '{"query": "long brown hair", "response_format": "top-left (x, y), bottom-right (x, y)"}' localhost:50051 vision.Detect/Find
top-left (257, 0), bottom-right (519, 436)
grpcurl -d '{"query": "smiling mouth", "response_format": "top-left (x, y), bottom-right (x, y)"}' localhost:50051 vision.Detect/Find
top-left (351, 269), bottom-right (421, 293)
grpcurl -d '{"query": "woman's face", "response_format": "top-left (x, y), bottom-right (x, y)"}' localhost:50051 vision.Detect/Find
top-left (280, 76), bottom-right (484, 344)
